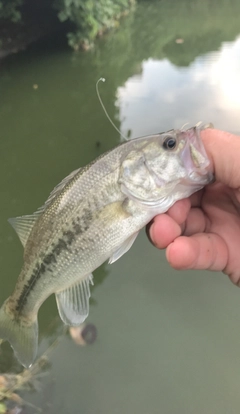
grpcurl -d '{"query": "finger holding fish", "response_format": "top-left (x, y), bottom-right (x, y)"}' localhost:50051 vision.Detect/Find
top-left (147, 198), bottom-right (191, 248)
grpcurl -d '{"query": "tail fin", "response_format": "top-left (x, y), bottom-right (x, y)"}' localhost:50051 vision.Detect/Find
top-left (0, 302), bottom-right (38, 368)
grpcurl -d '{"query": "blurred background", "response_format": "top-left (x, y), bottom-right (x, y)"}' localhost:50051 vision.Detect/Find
top-left (0, 0), bottom-right (240, 413)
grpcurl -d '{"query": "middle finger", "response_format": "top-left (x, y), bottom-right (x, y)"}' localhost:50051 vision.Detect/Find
top-left (183, 208), bottom-right (207, 236)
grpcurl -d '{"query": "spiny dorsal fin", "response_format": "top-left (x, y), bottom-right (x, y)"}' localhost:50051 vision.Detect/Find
top-left (8, 167), bottom-right (82, 247)
top-left (36, 167), bottom-right (82, 214)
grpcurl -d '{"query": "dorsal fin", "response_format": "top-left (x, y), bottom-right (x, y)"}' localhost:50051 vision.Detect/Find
top-left (8, 214), bottom-right (39, 247)
top-left (8, 167), bottom-right (82, 247)
top-left (36, 167), bottom-right (82, 214)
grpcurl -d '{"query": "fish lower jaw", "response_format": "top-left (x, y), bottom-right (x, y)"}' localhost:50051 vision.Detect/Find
top-left (188, 170), bottom-right (213, 185)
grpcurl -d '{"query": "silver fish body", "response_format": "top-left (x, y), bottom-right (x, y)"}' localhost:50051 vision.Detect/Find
top-left (0, 126), bottom-right (212, 367)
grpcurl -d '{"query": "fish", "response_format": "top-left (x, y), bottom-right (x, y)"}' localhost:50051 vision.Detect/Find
top-left (0, 125), bottom-right (213, 368)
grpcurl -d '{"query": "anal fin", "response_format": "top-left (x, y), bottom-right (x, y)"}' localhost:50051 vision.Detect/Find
top-left (55, 274), bottom-right (93, 326)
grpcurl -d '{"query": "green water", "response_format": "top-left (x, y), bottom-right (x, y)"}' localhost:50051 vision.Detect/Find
top-left (1, 0), bottom-right (240, 412)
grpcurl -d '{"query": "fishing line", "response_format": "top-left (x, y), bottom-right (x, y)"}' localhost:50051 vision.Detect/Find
top-left (181, 122), bottom-right (189, 130)
top-left (96, 78), bottom-right (128, 141)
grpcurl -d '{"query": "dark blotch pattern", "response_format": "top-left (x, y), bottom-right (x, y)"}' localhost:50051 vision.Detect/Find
top-left (16, 207), bottom-right (93, 314)
top-left (44, 253), bottom-right (57, 265)
top-left (72, 208), bottom-right (93, 235)
top-left (53, 238), bottom-right (68, 256)
top-left (64, 230), bottom-right (75, 245)
top-left (16, 262), bottom-right (43, 313)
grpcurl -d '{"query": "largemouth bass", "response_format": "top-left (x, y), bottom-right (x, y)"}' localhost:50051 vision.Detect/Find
top-left (0, 126), bottom-right (212, 368)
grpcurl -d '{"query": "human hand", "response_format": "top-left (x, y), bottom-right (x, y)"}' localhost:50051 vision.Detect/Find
top-left (147, 129), bottom-right (240, 285)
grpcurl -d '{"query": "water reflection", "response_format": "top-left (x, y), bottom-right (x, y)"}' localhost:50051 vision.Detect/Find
top-left (118, 36), bottom-right (240, 138)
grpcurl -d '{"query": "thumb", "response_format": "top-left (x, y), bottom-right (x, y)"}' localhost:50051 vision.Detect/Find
top-left (201, 128), bottom-right (240, 189)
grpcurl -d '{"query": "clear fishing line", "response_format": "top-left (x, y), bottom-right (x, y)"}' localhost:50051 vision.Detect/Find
top-left (96, 78), bottom-right (128, 141)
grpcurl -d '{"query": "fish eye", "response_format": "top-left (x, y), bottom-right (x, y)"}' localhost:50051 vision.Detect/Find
top-left (163, 136), bottom-right (177, 150)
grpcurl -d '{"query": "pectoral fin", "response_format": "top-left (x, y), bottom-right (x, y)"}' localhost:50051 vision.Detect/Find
top-left (55, 274), bottom-right (93, 326)
top-left (108, 232), bottom-right (139, 264)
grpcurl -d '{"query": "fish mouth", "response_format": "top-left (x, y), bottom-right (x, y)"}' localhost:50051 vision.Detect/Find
top-left (182, 127), bottom-right (213, 184)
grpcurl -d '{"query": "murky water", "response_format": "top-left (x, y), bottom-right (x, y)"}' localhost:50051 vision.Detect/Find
top-left (1, 0), bottom-right (240, 412)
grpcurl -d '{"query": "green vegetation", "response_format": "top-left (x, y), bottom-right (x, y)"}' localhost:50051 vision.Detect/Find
top-left (0, 0), bottom-right (135, 51)
top-left (0, 0), bottom-right (23, 22)
top-left (55, 0), bottom-right (135, 50)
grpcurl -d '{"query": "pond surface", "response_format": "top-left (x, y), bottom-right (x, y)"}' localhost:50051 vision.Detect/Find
top-left (1, 0), bottom-right (240, 413)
